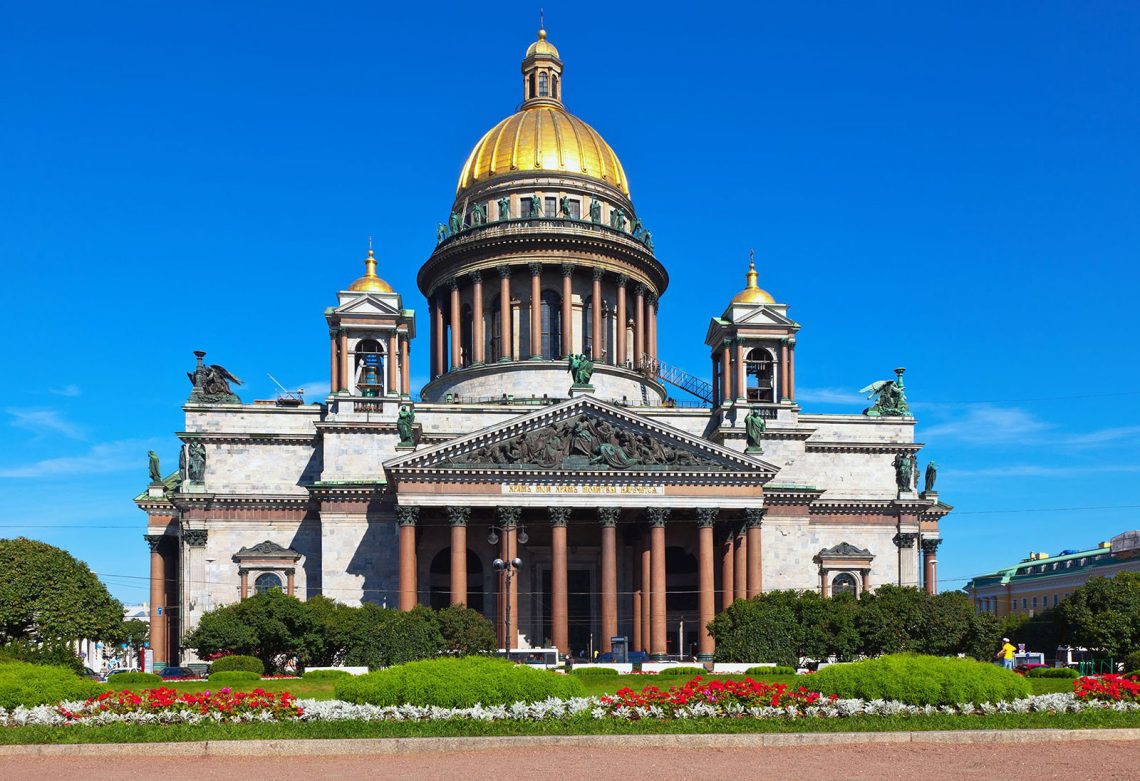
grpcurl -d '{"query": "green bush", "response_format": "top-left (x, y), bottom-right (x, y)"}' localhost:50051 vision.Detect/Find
top-left (105, 671), bottom-right (162, 685)
top-left (1027, 667), bottom-right (1079, 679)
top-left (809, 654), bottom-right (1031, 706)
top-left (302, 669), bottom-right (352, 680)
top-left (207, 670), bottom-right (262, 684)
top-left (0, 661), bottom-right (103, 709)
top-left (1121, 650), bottom-right (1140, 674)
top-left (335, 656), bottom-right (584, 707)
top-left (570, 667), bottom-right (618, 677)
top-left (0, 642), bottom-right (84, 672)
top-left (209, 655), bottom-right (265, 675)
top-left (343, 605), bottom-right (445, 670)
top-left (746, 665), bottom-right (797, 676)
top-left (655, 666), bottom-right (706, 677)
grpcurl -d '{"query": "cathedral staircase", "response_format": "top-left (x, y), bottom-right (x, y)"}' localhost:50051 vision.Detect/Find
top-left (642, 355), bottom-right (714, 405)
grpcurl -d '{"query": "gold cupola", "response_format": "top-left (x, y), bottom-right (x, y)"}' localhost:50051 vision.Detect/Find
top-left (455, 28), bottom-right (630, 197)
top-left (731, 253), bottom-right (776, 305)
top-left (347, 247), bottom-right (394, 293)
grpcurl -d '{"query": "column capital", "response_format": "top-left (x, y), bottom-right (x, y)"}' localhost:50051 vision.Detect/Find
top-left (183, 529), bottom-right (208, 547)
top-left (616, 273), bottom-right (629, 287)
top-left (598, 507), bottom-right (619, 527)
top-left (498, 506), bottom-right (521, 527)
top-left (447, 506), bottom-right (470, 527)
top-left (893, 531), bottom-right (918, 549)
top-left (921, 537), bottom-right (943, 554)
top-left (448, 276), bottom-right (459, 291)
top-left (396, 506), bottom-right (420, 527)
top-left (634, 283), bottom-right (647, 297)
top-left (469, 269), bottom-right (482, 284)
top-left (560, 263), bottom-right (575, 277)
top-left (647, 292), bottom-right (658, 308)
top-left (549, 507), bottom-right (571, 527)
top-left (745, 507), bottom-right (766, 528)
top-left (144, 534), bottom-right (165, 552)
top-left (497, 264), bottom-right (512, 279)
top-left (528, 261), bottom-right (543, 277)
top-left (592, 266), bottom-right (605, 281)
top-left (646, 507), bottom-right (670, 527)
top-left (695, 507), bottom-right (719, 527)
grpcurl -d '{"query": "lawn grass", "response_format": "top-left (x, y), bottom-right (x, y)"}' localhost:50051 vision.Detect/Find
top-left (2, 710), bottom-right (1139, 745)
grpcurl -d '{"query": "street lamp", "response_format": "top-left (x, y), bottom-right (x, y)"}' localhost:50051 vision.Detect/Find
top-left (493, 557), bottom-right (523, 654)
top-left (487, 525), bottom-right (528, 545)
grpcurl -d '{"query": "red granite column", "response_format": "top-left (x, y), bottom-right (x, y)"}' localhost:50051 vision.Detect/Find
top-left (397, 507), bottom-right (418, 611)
top-left (591, 268), bottom-right (603, 361)
top-left (387, 331), bottom-right (399, 395)
top-left (339, 330), bottom-right (350, 392)
top-left (599, 508), bottom-right (618, 653)
top-left (433, 293), bottom-right (445, 376)
top-left (498, 265), bottom-right (513, 361)
top-left (329, 330), bottom-right (339, 393)
top-left (648, 508), bottom-right (669, 659)
top-left (861, 568), bottom-right (872, 595)
top-left (697, 509), bottom-right (718, 660)
top-left (146, 535), bottom-right (167, 667)
top-left (733, 524), bottom-right (747, 599)
top-left (780, 340), bottom-right (790, 401)
top-left (400, 333), bottom-right (410, 397)
top-left (449, 278), bottom-right (462, 369)
top-left (721, 528), bottom-right (735, 609)
top-left (736, 339), bottom-right (747, 400)
top-left (616, 275), bottom-right (628, 366)
top-left (239, 568), bottom-right (248, 600)
top-left (286, 568), bottom-right (295, 597)
top-left (561, 264), bottom-right (573, 357)
top-left (550, 508), bottom-right (570, 655)
top-left (634, 284), bottom-right (645, 370)
top-left (640, 531), bottom-right (651, 652)
top-left (449, 507), bottom-right (470, 605)
top-left (821, 569), bottom-right (830, 597)
top-left (720, 344), bottom-right (731, 406)
top-left (789, 341), bottom-right (796, 401)
top-left (498, 507), bottom-right (520, 648)
top-left (529, 263), bottom-right (542, 358)
top-left (922, 538), bottom-right (941, 594)
top-left (647, 293), bottom-right (658, 368)
top-left (471, 271), bottom-right (484, 365)
top-left (746, 508), bottom-right (764, 597)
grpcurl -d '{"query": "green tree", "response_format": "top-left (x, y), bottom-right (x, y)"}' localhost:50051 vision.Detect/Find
top-left (708, 591), bottom-right (800, 666)
top-left (1002, 607), bottom-right (1060, 657)
top-left (303, 595), bottom-right (360, 666)
top-left (185, 590), bottom-right (319, 671)
top-left (343, 604), bottom-right (445, 669)
top-left (0, 537), bottom-right (123, 644)
top-left (1057, 572), bottom-right (1140, 657)
top-left (856, 585), bottom-right (929, 654)
top-left (433, 604), bottom-right (497, 655)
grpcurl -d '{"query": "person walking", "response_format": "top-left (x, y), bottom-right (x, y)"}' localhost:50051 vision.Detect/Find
top-left (995, 637), bottom-right (1016, 669)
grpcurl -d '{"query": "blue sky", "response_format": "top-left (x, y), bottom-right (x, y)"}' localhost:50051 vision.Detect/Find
top-left (1, 2), bottom-right (1137, 603)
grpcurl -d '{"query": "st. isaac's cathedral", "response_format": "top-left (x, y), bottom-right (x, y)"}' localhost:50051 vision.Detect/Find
top-left (137, 29), bottom-right (950, 665)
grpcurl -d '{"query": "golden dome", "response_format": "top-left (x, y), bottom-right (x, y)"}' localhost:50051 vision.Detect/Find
top-left (457, 106), bottom-right (629, 196)
top-left (526, 28), bottom-right (560, 59)
top-left (348, 248), bottom-right (394, 293)
top-left (732, 256), bottom-right (775, 305)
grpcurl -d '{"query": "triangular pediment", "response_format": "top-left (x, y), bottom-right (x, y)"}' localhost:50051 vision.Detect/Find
top-left (732, 306), bottom-right (796, 327)
top-left (386, 396), bottom-right (778, 479)
top-left (334, 294), bottom-right (403, 317)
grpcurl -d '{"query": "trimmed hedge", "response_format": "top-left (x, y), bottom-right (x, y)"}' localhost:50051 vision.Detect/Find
top-left (0, 662), bottom-right (103, 709)
top-left (655, 667), bottom-right (706, 677)
top-left (0, 642), bottom-right (83, 672)
top-left (105, 672), bottom-right (162, 685)
top-left (335, 656), bottom-right (584, 707)
top-left (746, 666), bottom-right (797, 676)
top-left (207, 670), bottom-right (262, 684)
top-left (209, 655), bottom-right (264, 675)
top-left (303, 669), bottom-right (353, 680)
top-left (570, 667), bottom-right (619, 677)
top-left (1027, 667), bottom-right (1079, 679)
top-left (809, 654), bottom-right (1031, 706)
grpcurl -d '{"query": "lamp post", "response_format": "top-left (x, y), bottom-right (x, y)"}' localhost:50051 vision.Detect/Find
top-left (493, 557), bottom-right (523, 654)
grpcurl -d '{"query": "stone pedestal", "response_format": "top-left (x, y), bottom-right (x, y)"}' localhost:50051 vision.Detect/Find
top-left (569, 384), bottom-right (595, 397)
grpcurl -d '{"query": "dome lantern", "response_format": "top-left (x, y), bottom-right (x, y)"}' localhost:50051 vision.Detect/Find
top-left (521, 25), bottom-right (563, 108)
top-left (347, 245), bottom-right (394, 294)
top-left (731, 250), bottom-right (776, 306)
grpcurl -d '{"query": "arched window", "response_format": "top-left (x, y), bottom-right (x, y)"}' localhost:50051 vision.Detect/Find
top-left (254, 573), bottom-right (282, 594)
top-left (540, 290), bottom-right (561, 358)
top-left (745, 347), bottom-right (776, 403)
top-left (552, 74), bottom-right (559, 99)
top-left (461, 303), bottom-right (473, 367)
top-left (831, 573), bottom-right (857, 596)
top-left (583, 295), bottom-right (593, 357)
top-left (529, 73), bottom-right (536, 99)
top-left (428, 548), bottom-right (485, 613)
top-left (355, 338), bottom-right (384, 396)
top-left (538, 72), bottom-right (549, 97)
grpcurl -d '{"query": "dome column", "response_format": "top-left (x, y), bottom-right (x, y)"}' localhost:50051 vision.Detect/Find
top-left (449, 278), bottom-right (462, 370)
top-left (591, 268), bottom-right (604, 361)
top-left (780, 340), bottom-right (790, 402)
top-left (432, 293), bottom-right (445, 378)
top-left (560, 264), bottom-right (574, 357)
top-left (471, 271), bottom-right (484, 365)
top-left (735, 339), bottom-right (747, 400)
top-left (616, 275), bottom-right (628, 367)
top-left (339, 330), bottom-right (350, 392)
top-left (528, 262), bottom-right (542, 359)
top-left (789, 341), bottom-right (796, 401)
top-left (329, 330), bottom-right (340, 393)
top-left (400, 332), bottom-right (411, 397)
top-left (498, 266), bottom-right (513, 361)
top-left (720, 342), bottom-right (731, 407)
top-left (647, 293), bottom-right (658, 368)
top-left (634, 284), bottom-right (646, 371)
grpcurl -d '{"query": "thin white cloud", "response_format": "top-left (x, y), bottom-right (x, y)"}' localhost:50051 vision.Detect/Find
top-left (921, 404), bottom-right (1051, 445)
top-left (943, 463), bottom-right (1140, 480)
top-left (0, 439), bottom-right (156, 479)
top-left (5, 408), bottom-right (86, 440)
top-left (48, 384), bottom-right (82, 397)
top-left (795, 387), bottom-right (866, 406)
top-left (1064, 425), bottom-right (1140, 448)
top-left (296, 380), bottom-right (331, 400)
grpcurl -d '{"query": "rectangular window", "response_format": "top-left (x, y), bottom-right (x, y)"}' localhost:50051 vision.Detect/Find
top-left (1053, 594), bottom-right (1059, 607)
top-left (544, 197), bottom-right (557, 218)
top-left (1032, 596), bottom-right (1038, 608)
top-left (567, 199), bottom-right (580, 219)
top-left (1021, 598), bottom-right (1027, 609)
top-left (521, 198), bottom-right (535, 218)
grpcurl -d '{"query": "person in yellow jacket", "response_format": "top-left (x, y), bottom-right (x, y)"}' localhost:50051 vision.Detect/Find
top-left (994, 637), bottom-right (1016, 669)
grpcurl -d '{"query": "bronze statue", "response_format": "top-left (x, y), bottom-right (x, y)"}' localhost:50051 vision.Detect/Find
top-left (397, 404), bottom-right (416, 446)
top-left (448, 210), bottom-right (462, 234)
top-left (529, 194), bottom-right (542, 217)
top-left (567, 353), bottom-right (595, 386)
top-left (188, 441), bottom-right (206, 482)
top-left (744, 407), bottom-right (766, 452)
top-left (436, 223), bottom-right (448, 243)
top-left (148, 450), bottom-right (162, 483)
top-left (610, 207), bottom-right (626, 231)
top-left (642, 230), bottom-right (654, 252)
top-left (860, 367), bottom-right (910, 417)
top-left (589, 199), bottom-right (601, 223)
top-left (894, 452), bottom-right (915, 492)
top-left (923, 461), bottom-right (938, 494)
top-left (471, 202), bottom-right (487, 225)
top-left (187, 351), bottom-right (243, 404)
top-left (497, 195), bottom-right (510, 220)
top-left (559, 195), bottom-right (572, 218)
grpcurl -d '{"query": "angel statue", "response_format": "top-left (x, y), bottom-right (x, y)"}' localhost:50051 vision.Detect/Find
top-left (187, 351), bottom-right (243, 404)
top-left (860, 367), bottom-right (910, 417)
top-left (567, 353), bottom-right (595, 386)
top-left (893, 452), bottom-right (915, 493)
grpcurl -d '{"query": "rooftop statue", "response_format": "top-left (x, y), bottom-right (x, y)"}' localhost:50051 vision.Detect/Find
top-left (894, 452), bottom-right (916, 492)
top-left (397, 404), bottom-right (416, 446)
top-left (497, 195), bottom-right (510, 221)
top-left (923, 460), bottom-right (938, 494)
top-left (860, 367), bottom-right (910, 417)
top-left (147, 450), bottom-right (162, 483)
top-left (610, 207), bottom-right (626, 231)
top-left (744, 407), bottom-right (766, 452)
top-left (436, 223), bottom-right (448, 243)
top-left (568, 353), bottom-right (595, 386)
top-left (471, 202), bottom-right (487, 225)
top-left (529, 194), bottom-right (542, 217)
top-left (448, 210), bottom-right (462, 234)
top-left (560, 195), bottom-right (573, 219)
top-left (588, 199), bottom-right (601, 223)
top-left (187, 351), bottom-right (243, 404)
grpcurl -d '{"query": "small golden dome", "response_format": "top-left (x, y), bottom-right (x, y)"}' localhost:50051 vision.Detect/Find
top-left (348, 248), bottom-right (394, 293)
top-left (526, 28), bottom-right (560, 59)
top-left (731, 255), bottom-right (776, 305)
top-left (457, 106), bottom-right (629, 196)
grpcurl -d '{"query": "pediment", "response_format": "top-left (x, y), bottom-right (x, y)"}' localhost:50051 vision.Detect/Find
top-left (233, 540), bottom-right (301, 560)
top-left (817, 541), bottom-right (873, 560)
top-left (334, 294), bottom-right (403, 317)
top-left (385, 396), bottom-right (778, 479)
top-left (732, 306), bottom-right (797, 327)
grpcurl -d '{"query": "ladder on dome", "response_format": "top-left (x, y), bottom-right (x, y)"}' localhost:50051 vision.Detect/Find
top-left (642, 355), bottom-right (714, 405)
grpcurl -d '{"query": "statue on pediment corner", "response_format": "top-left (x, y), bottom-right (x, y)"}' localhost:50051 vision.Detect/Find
top-left (894, 452), bottom-right (916, 492)
top-left (923, 461), bottom-right (938, 494)
top-left (187, 351), bottom-right (243, 404)
top-left (568, 353), bottom-right (595, 386)
top-left (397, 404), bottom-right (416, 446)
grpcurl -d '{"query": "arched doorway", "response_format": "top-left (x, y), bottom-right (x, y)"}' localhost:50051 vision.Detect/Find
top-left (666, 546), bottom-right (699, 658)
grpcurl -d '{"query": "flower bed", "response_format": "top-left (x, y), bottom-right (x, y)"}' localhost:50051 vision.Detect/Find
top-left (1074, 674), bottom-right (1140, 703)
top-left (598, 676), bottom-right (829, 718)
top-left (53, 687), bottom-right (303, 724)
